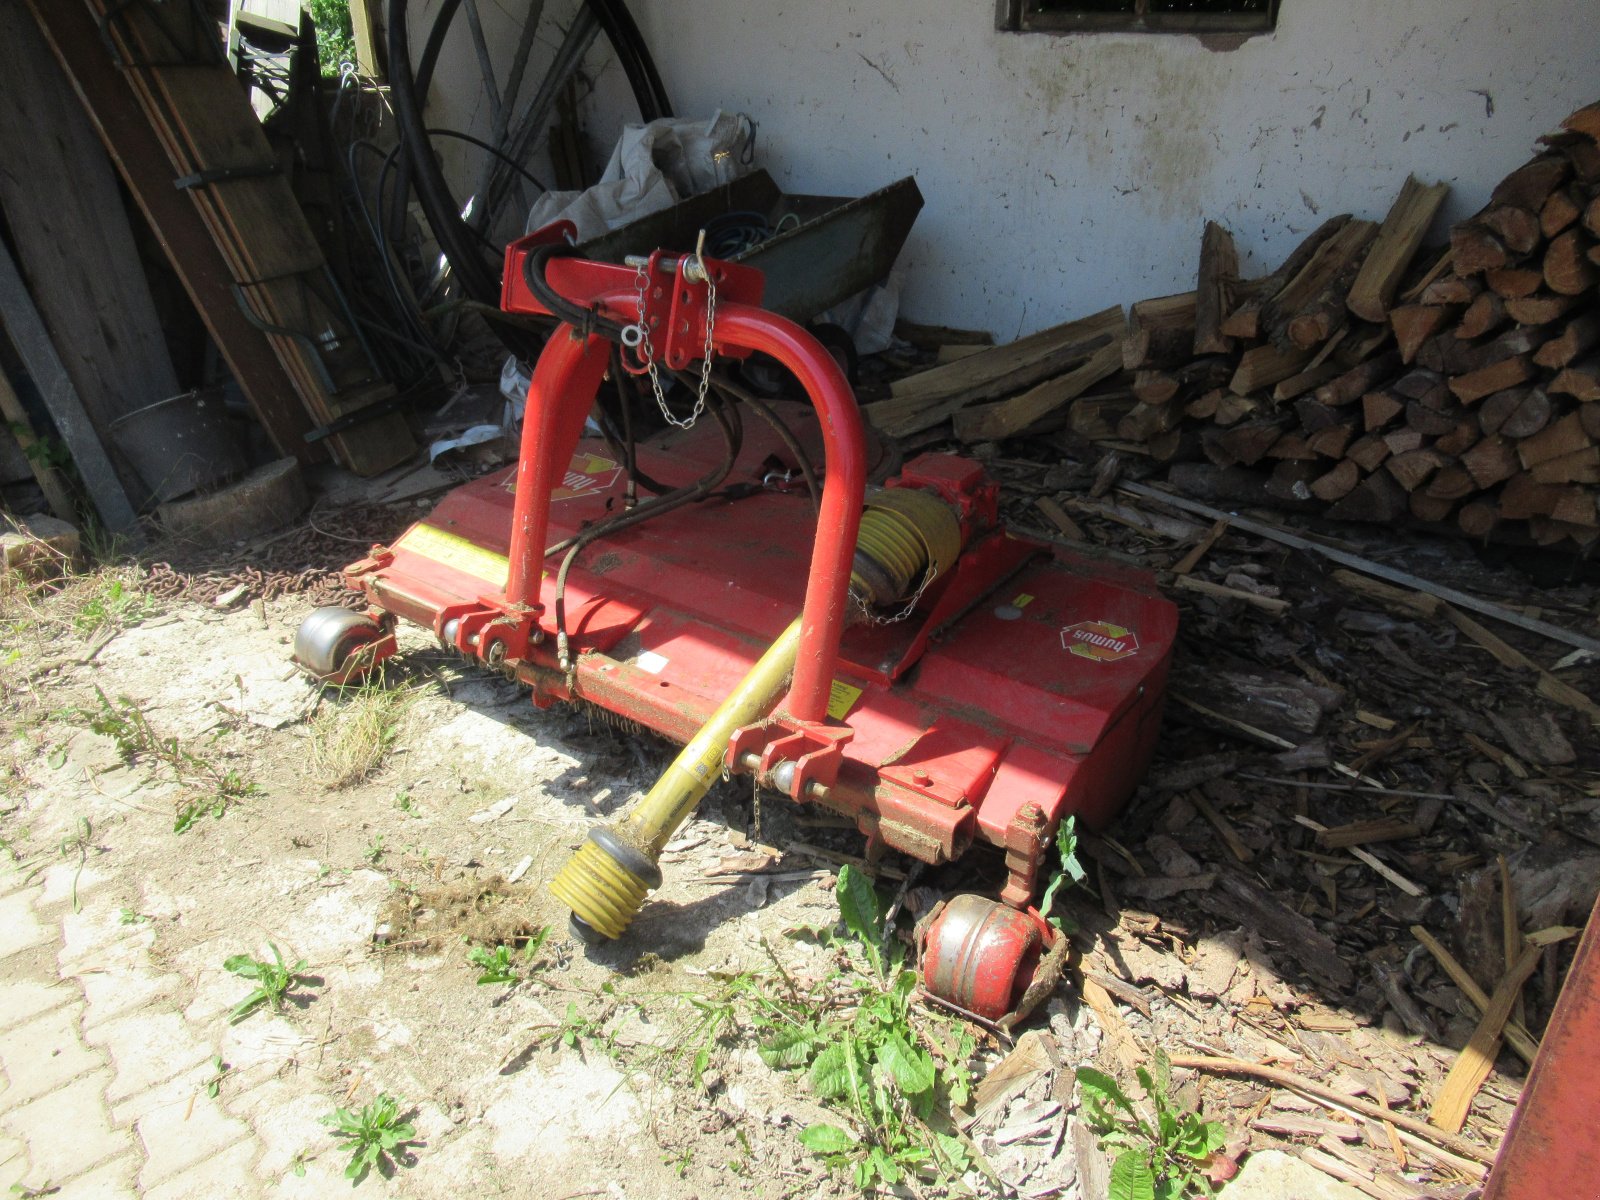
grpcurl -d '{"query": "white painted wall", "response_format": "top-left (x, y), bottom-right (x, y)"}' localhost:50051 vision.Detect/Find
top-left (406, 1), bottom-right (1598, 339)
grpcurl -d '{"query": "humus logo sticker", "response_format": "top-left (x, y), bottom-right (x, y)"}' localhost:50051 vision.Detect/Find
top-left (1061, 620), bottom-right (1140, 663)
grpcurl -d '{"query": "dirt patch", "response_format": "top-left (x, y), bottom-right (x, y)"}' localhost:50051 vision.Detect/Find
top-left (380, 877), bottom-right (546, 950)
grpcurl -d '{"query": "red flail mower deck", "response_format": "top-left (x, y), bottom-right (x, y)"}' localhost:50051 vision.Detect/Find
top-left (351, 430), bottom-right (1174, 906)
top-left (313, 227), bottom-right (1176, 1022)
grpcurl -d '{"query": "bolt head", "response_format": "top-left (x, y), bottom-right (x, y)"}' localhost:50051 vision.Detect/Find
top-left (912, 768), bottom-right (931, 785)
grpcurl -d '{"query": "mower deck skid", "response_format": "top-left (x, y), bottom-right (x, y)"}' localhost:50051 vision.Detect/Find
top-left (343, 408), bottom-right (1176, 904)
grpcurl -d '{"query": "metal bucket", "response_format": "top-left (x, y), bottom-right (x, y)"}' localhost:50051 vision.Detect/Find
top-left (107, 388), bottom-right (246, 505)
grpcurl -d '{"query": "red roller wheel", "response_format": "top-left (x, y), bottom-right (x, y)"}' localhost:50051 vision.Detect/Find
top-left (919, 894), bottom-right (1054, 1023)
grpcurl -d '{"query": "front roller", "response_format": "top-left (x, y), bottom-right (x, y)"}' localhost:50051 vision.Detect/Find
top-left (918, 894), bottom-right (1064, 1026)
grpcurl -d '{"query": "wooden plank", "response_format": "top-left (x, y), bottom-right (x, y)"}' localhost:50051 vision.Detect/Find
top-left (0, 237), bottom-right (136, 533)
top-left (863, 306), bottom-right (1123, 437)
top-left (0, 360), bottom-right (77, 521)
top-left (1118, 480), bottom-right (1600, 655)
top-left (952, 340), bottom-right (1122, 442)
top-left (1430, 944), bottom-right (1542, 1134)
top-left (23, 0), bottom-right (319, 462)
top-left (1347, 176), bottom-right (1449, 322)
top-left (86, 0), bottom-right (414, 475)
top-left (0, 0), bottom-right (178, 474)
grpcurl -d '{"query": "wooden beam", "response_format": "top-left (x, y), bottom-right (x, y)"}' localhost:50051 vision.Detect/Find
top-left (0, 238), bottom-right (136, 533)
top-left (22, 0), bottom-right (320, 462)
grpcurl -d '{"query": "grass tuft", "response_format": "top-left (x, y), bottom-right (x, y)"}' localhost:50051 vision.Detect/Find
top-left (307, 674), bottom-right (418, 789)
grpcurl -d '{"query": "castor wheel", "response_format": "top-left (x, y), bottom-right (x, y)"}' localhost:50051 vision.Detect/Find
top-left (919, 893), bottom-right (1056, 1024)
top-left (293, 607), bottom-right (389, 684)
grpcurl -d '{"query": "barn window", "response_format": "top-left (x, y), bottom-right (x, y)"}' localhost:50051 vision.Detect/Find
top-left (999, 0), bottom-right (1279, 35)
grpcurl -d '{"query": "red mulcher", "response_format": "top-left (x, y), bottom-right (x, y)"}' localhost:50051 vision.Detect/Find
top-left (294, 223), bottom-right (1177, 1024)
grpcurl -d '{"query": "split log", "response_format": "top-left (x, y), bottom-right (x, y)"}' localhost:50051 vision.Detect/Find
top-left (1587, 194), bottom-right (1600, 238)
top-left (1326, 471), bottom-right (1408, 523)
top-left (1069, 393), bottom-right (1139, 441)
top-left (1417, 332), bottom-right (1479, 375)
top-left (1264, 218), bottom-right (1378, 346)
top-left (1410, 492), bottom-right (1456, 522)
top-left (1479, 387), bottom-right (1551, 440)
top-left (1421, 275), bottom-right (1480, 305)
top-left (1386, 448), bottom-right (1447, 491)
top-left (1533, 313), bottom-right (1600, 370)
top-left (1363, 390), bottom-right (1404, 431)
top-left (1393, 367), bottom-right (1450, 405)
top-left (1505, 291), bottom-right (1582, 324)
top-left (1549, 356), bottom-right (1600, 402)
top-left (1194, 221), bottom-right (1239, 355)
top-left (1491, 154), bottom-right (1570, 211)
top-left (1310, 459), bottom-right (1361, 502)
top-left (1561, 100), bottom-right (1600, 140)
top-left (1423, 464), bottom-right (1478, 501)
top-left (1347, 176), bottom-right (1450, 322)
top-left (1458, 500), bottom-right (1500, 539)
top-left (1519, 412), bottom-right (1591, 470)
top-left (1221, 214), bottom-right (1353, 339)
top-left (1485, 265), bottom-right (1543, 298)
top-left (1532, 448), bottom-right (1600, 485)
top-left (1123, 292), bottom-right (1198, 370)
top-left (1391, 305), bottom-right (1454, 363)
top-left (1456, 292), bottom-right (1507, 340)
top-left (1347, 433), bottom-right (1392, 472)
top-left (1544, 228), bottom-right (1597, 295)
top-left (1202, 417), bottom-right (1292, 468)
top-left (1228, 343), bottom-right (1316, 395)
top-left (1541, 184), bottom-right (1584, 238)
top-left (1479, 205), bottom-right (1541, 255)
top-left (1449, 355), bottom-right (1535, 404)
top-left (1450, 222), bottom-right (1509, 274)
top-left (1435, 418), bottom-right (1481, 457)
top-left (865, 305), bottom-right (1124, 436)
top-left (1273, 361), bottom-right (1344, 403)
top-left (1306, 423), bottom-right (1354, 458)
top-left (1461, 436), bottom-right (1520, 487)
top-left (1315, 351), bottom-right (1403, 408)
top-left (1407, 401), bottom-right (1463, 437)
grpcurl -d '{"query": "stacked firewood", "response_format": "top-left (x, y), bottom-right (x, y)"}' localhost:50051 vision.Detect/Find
top-left (867, 101), bottom-right (1600, 549)
top-left (1098, 101), bottom-right (1600, 548)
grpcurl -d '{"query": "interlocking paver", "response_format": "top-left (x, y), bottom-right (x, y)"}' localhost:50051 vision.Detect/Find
top-left (128, 1072), bottom-right (253, 1189)
top-left (0, 1071), bottom-right (131, 1181)
top-left (0, 980), bottom-right (74, 1034)
top-left (140, 1139), bottom-right (259, 1200)
top-left (0, 1004), bottom-right (104, 1110)
top-left (89, 1011), bottom-right (211, 1105)
top-left (77, 962), bottom-right (178, 1033)
top-left (0, 889), bottom-right (49, 960)
top-left (50, 1151), bottom-right (139, 1200)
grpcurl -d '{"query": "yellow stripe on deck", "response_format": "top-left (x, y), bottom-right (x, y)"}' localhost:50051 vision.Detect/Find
top-left (394, 524), bottom-right (510, 588)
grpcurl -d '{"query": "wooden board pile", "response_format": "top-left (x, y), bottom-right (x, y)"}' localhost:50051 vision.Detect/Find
top-left (864, 101), bottom-right (1600, 550)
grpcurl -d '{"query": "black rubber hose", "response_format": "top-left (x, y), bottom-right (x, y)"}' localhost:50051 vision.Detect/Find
top-left (583, 0), bottom-right (672, 121)
top-left (387, 0), bottom-right (463, 248)
top-left (389, 0), bottom-right (501, 305)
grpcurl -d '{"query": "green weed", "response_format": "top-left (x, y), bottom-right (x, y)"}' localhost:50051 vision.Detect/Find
top-left (224, 943), bottom-right (311, 1022)
top-left (56, 817), bottom-right (91, 914)
top-left (84, 689), bottom-right (258, 832)
top-left (205, 1055), bottom-right (229, 1098)
top-left (765, 865), bottom-right (976, 1191)
top-left (364, 835), bottom-right (385, 865)
top-left (72, 575), bottom-right (156, 638)
top-left (119, 906), bottom-right (148, 926)
top-left (320, 1093), bottom-right (416, 1184)
top-left (1040, 814), bottom-right (1086, 932)
top-left (1077, 1049), bottom-right (1228, 1200)
top-left (467, 927), bottom-right (549, 986)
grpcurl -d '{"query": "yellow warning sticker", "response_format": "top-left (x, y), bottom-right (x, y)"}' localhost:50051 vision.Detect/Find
top-left (1012, 593), bottom-right (1034, 608)
top-left (827, 679), bottom-right (864, 720)
top-left (395, 524), bottom-right (510, 587)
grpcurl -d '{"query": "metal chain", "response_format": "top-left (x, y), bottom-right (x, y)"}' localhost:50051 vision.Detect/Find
top-left (852, 564), bottom-right (939, 627)
top-left (630, 245), bottom-right (718, 430)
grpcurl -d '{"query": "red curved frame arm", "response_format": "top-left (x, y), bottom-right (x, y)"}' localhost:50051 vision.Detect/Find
top-left (500, 271), bottom-right (865, 725)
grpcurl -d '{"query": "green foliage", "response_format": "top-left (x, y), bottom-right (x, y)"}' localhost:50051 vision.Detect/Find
top-left (1039, 815), bottom-right (1086, 932)
top-left (321, 1093), bottom-right (416, 1184)
top-left (56, 817), bottom-right (91, 913)
top-left (467, 927), bottom-right (548, 986)
top-left (306, 0), bottom-right (356, 76)
top-left (1076, 1050), bottom-right (1228, 1200)
top-left (73, 576), bottom-right (156, 637)
top-left (205, 1055), bottom-right (229, 1099)
top-left (364, 834), bottom-right (385, 864)
top-left (758, 866), bottom-right (975, 1191)
top-left (84, 689), bottom-right (258, 833)
top-left (224, 943), bottom-right (310, 1022)
top-left (118, 906), bottom-right (149, 925)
